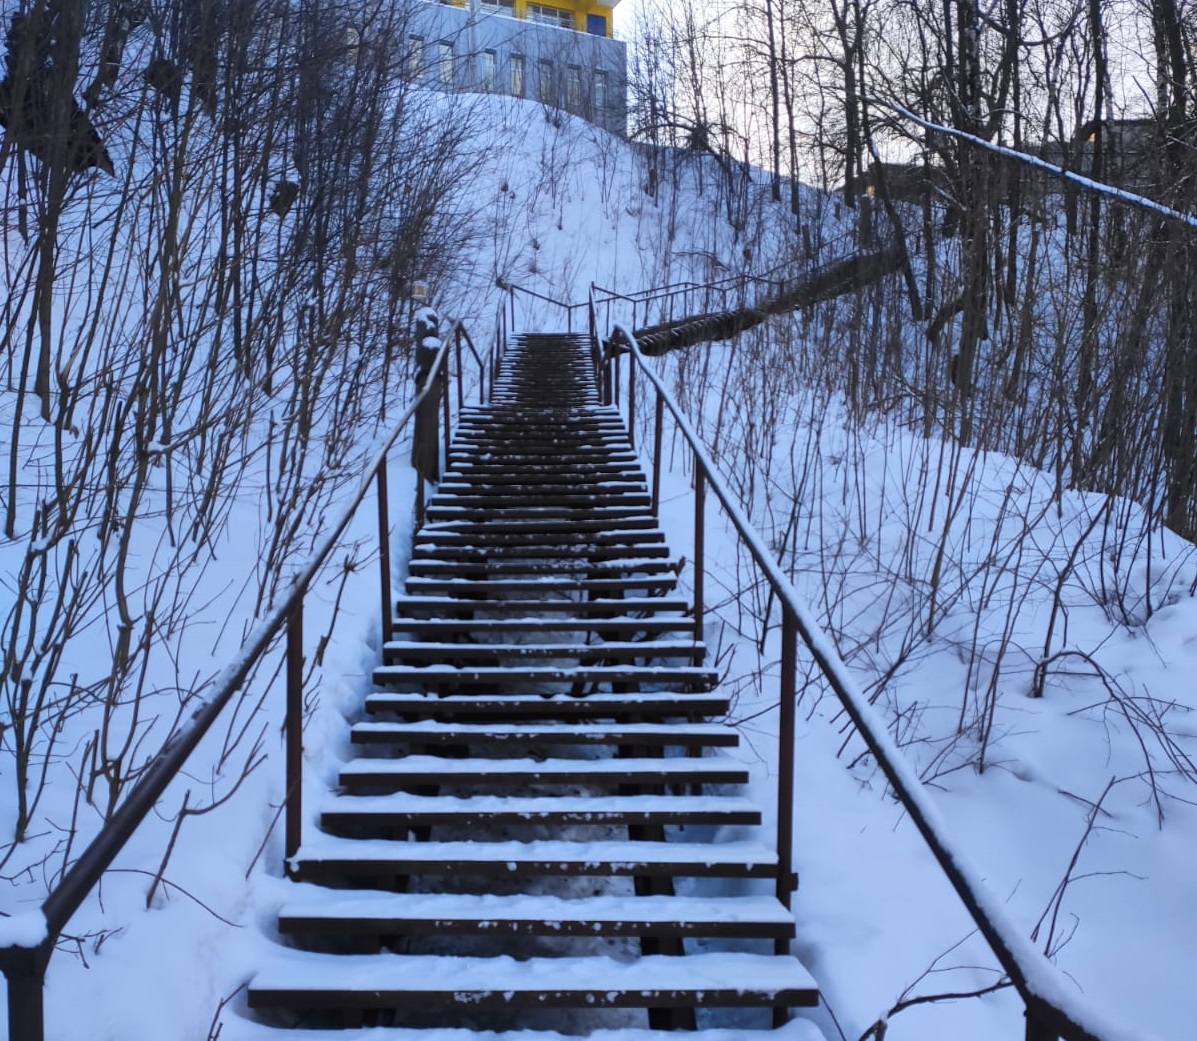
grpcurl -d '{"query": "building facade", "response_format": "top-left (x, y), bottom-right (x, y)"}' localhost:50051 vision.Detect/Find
top-left (407, 0), bottom-right (626, 135)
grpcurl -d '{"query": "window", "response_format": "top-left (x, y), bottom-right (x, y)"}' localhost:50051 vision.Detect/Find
top-left (510, 54), bottom-right (525, 97)
top-left (586, 13), bottom-right (607, 35)
top-left (594, 70), bottom-right (607, 112)
top-left (481, 50), bottom-right (497, 90)
top-left (438, 42), bottom-right (454, 84)
top-left (481, 0), bottom-right (516, 9)
top-left (527, 2), bottom-right (573, 29)
top-left (567, 65), bottom-right (581, 109)
top-left (406, 36), bottom-right (423, 77)
top-left (538, 58), bottom-right (555, 103)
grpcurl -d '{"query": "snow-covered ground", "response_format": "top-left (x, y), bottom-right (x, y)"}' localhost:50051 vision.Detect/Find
top-left (1, 84), bottom-right (1193, 1041)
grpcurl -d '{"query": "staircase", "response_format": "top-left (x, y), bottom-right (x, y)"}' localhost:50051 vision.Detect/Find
top-left (243, 332), bottom-right (819, 1036)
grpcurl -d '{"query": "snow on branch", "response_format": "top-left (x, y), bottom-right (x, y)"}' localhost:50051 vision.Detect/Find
top-left (879, 101), bottom-right (1197, 232)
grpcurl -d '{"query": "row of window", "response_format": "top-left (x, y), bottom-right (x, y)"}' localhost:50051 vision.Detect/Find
top-left (472, 0), bottom-right (608, 36)
top-left (406, 37), bottom-right (610, 113)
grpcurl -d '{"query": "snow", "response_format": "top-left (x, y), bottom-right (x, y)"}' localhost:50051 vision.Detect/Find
top-left (1, 55), bottom-right (1193, 1041)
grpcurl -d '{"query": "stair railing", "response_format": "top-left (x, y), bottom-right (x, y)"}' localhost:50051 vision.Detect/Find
top-left (599, 322), bottom-right (1144, 1041)
top-left (504, 282), bottom-right (588, 333)
top-left (0, 320), bottom-right (484, 1041)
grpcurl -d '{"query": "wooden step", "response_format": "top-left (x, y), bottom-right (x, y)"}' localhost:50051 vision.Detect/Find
top-left (319, 793), bottom-right (762, 833)
top-left (393, 595), bottom-right (692, 616)
top-left (338, 754), bottom-right (748, 790)
top-left (362, 689), bottom-right (720, 719)
top-left (276, 891), bottom-right (794, 940)
top-left (381, 640), bottom-right (704, 666)
top-left (411, 530), bottom-right (666, 549)
top-left (370, 663), bottom-right (717, 689)
top-left (401, 577), bottom-right (678, 598)
top-left (247, 951), bottom-right (817, 1012)
top-left (350, 721), bottom-right (738, 749)
top-left (291, 835), bottom-right (779, 880)
top-left (220, 1021), bottom-right (826, 1041)
top-left (405, 557), bottom-right (681, 577)
top-left (389, 614), bottom-right (693, 637)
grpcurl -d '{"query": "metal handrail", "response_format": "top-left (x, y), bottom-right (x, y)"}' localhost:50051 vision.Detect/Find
top-left (602, 321), bottom-right (1143, 1041)
top-left (0, 316), bottom-right (485, 1039)
top-left (505, 283), bottom-right (587, 333)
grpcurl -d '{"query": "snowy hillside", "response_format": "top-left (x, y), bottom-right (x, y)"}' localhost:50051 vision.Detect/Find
top-left (1, 66), bottom-right (1193, 1041)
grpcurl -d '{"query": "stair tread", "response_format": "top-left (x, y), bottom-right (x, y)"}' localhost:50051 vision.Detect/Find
top-left (277, 890), bottom-right (793, 927)
top-left (248, 950), bottom-right (816, 1001)
top-left (292, 835), bottom-right (778, 869)
top-left (339, 755), bottom-right (745, 779)
top-left (351, 721), bottom-right (738, 744)
top-left (220, 1023), bottom-right (824, 1041)
top-left (382, 640), bottom-right (701, 656)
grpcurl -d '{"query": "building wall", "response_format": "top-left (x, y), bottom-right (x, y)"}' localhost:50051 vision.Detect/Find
top-left (407, 0), bottom-right (627, 135)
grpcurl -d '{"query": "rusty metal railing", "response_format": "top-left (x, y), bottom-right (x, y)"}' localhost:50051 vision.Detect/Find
top-left (596, 316), bottom-right (1144, 1041)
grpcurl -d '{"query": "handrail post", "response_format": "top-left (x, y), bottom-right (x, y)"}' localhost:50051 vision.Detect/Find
top-left (1026, 1008), bottom-right (1060, 1041)
top-left (377, 454), bottom-right (392, 646)
top-left (285, 603), bottom-right (304, 864)
top-left (777, 605), bottom-right (797, 918)
top-left (5, 949), bottom-right (48, 1041)
top-left (693, 463), bottom-right (705, 640)
top-left (651, 394), bottom-right (664, 515)
top-left (454, 328), bottom-right (464, 413)
top-left (627, 354), bottom-right (636, 450)
top-left (441, 353), bottom-right (451, 473)
top-left (613, 350), bottom-right (621, 417)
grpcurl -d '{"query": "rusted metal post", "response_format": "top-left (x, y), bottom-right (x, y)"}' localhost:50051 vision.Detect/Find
top-left (1025, 1009), bottom-right (1060, 1041)
top-left (613, 351), bottom-right (621, 418)
top-left (651, 394), bottom-right (664, 515)
top-left (285, 604), bottom-right (304, 863)
top-left (627, 356), bottom-right (636, 450)
top-left (693, 463), bottom-right (705, 640)
top-left (454, 328), bottom-right (464, 413)
top-left (5, 953), bottom-right (47, 1041)
top-left (441, 353), bottom-right (451, 473)
top-left (414, 472), bottom-right (425, 529)
top-left (377, 455), bottom-right (392, 646)
top-left (777, 605), bottom-right (797, 917)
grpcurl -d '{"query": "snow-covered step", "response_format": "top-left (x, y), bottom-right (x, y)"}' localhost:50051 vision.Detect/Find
top-left (246, 951), bottom-right (818, 1013)
top-left (371, 663), bottom-right (717, 690)
top-left (350, 720), bottom-right (739, 749)
top-left (392, 595), bottom-right (692, 616)
top-left (289, 836), bottom-right (779, 880)
top-left (276, 891), bottom-right (794, 940)
top-left (405, 556), bottom-right (681, 576)
top-left (409, 541), bottom-right (673, 562)
top-left (401, 575), bottom-right (678, 597)
top-left (361, 690), bottom-right (725, 721)
top-left (320, 792), bottom-right (761, 834)
top-left (338, 754), bottom-right (748, 790)
top-left (381, 639), bottom-right (704, 664)
top-left (220, 1022), bottom-right (826, 1041)
top-left (388, 614), bottom-right (693, 637)
top-left (411, 528), bottom-right (666, 548)
top-left (421, 516), bottom-right (659, 534)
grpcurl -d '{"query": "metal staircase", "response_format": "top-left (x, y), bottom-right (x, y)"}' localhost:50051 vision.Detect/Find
top-left (243, 332), bottom-right (818, 1035)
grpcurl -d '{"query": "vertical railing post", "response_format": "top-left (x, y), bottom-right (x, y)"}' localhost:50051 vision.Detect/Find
top-left (441, 354), bottom-right (451, 473)
top-left (627, 354), bottom-right (636, 450)
top-left (693, 463), bottom-right (705, 640)
top-left (509, 287), bottom-right (516, 332)
top-left (651, 394), bottom-right (664, 516)
top-left (1025, 1008), bottom-right (1060, 1041)
top-left (613, 351), bottom-right (621, 419)
top-left (5, 953), bottom-right (48, 1041)
top-left (377, 454), bottom-right (392, 647)
top-left (285, 603), bottom-right (304, 863)
top-left (454, 328), bottom-right (464, 413)
top-left (777, 605), bottom-right (797, 921)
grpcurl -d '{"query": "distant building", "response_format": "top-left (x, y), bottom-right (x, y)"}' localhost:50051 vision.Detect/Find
top-left (408, 0), bottom-right (626, 135)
